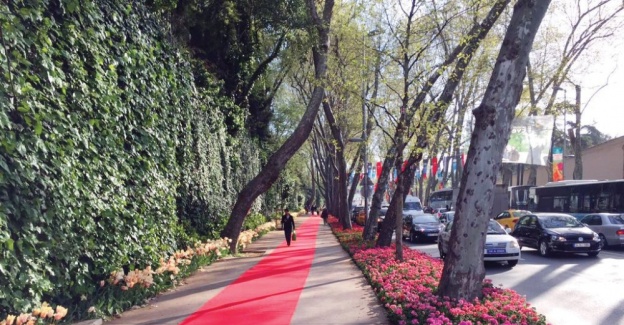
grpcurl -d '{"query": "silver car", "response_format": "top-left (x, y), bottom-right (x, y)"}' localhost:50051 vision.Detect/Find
top-left (580, 213), bottom-right (624, 248)
top-left (439, 211), bottom-right (455, 224)
top-left (439, 219), bottom-right (521, 267)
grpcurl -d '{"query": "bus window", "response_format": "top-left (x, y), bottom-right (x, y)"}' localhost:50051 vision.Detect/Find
top-left (569, 194), bottom-right (579, 213)
top-left (553, 196), bottom-right (567, 212)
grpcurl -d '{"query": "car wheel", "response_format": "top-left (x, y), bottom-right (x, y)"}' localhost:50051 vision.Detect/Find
top-left (587, 251), bottom-right (600, 257)
top-left (410, 231), bottom-right (418, 243)
top-left (507, 260), bottom-right (518, 267)
top-left (599, 234), bottom-right (608, 248)
top-left (538, 240), bottom-right (550, 257)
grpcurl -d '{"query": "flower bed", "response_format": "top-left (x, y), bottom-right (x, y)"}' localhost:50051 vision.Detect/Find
top-left (328, 217), bottom-right (549, 325)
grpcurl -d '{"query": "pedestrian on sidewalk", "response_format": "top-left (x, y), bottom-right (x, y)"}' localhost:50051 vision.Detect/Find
top-left (321, 207), bottom-right (329, 225)
top-left (281, 208), bottom-right (296, 246)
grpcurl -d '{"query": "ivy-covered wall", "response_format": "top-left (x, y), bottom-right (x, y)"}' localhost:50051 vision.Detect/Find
top-left (0, 0), bottom-right (261, 314)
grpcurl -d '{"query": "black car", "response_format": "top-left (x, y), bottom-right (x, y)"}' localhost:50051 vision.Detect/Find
top-left (402, 213), bottom-right (442, 242)
top-left (511, 213), bottom-right (601, 257)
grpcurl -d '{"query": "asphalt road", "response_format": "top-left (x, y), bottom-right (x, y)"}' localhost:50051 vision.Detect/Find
top-left (408, 241), bottom-right (624, 325)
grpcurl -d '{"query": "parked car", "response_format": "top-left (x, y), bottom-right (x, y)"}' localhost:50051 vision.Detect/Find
top-left (438, 219), bottom-right (521, 267)
top-left (511, 213), bottom-right (601, 257)
top-left (355, 207), bottom-right (389, 228)
top-left (426, 207), bottom-right (449, 218)
top-left (439, 211), bottom-right (455, 224)
top-left (402, 213), bottom-right (442, 242)
top-left (493, 209), bottom-right (532, 230)
top-left (579, 213), bottom-right (624, 248)
top-left (351, 206), bottom-right (365, 222)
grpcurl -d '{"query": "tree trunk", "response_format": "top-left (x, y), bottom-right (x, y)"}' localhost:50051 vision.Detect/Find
top-left (394, 175), bottom-right (405, 262)
top-left (365, 144), bottom-right (400, 240)
top-left (347, 153), bottom-right (363, 213)
top-left (322, 101), bottom-right (351, 229)
top-left (221, 0), bottom-right (335, 253)
top-left (572, 84), bottom-right (583, 180)
top-left (377, 155), bottom-right (420, 248)
top-left (437, 0), bottom-right (551, 300)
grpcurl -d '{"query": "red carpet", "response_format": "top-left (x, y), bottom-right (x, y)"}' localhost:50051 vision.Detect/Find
top-left (180, 216), bottom-right (320, 325)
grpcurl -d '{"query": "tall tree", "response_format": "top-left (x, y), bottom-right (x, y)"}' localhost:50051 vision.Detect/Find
top-left (437, 0), bottom-right (551, 301)
top-left (159, 0), bottom-right (313, 138)
top-left (220, 0), bottom-right (335, 253)
top-left (373, 0), bottom-right (511, 245)
top-left (523, 0), bottom-right (623, 184)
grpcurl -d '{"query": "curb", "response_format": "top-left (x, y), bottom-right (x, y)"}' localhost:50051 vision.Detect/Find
top-left (72, 318), bottom-right (103, 325)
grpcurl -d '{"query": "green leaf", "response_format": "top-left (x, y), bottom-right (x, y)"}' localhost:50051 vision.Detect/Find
top-left (5, 238), bottom-right (14, 251)
top-left (34, 119), bottom-right (43, 135)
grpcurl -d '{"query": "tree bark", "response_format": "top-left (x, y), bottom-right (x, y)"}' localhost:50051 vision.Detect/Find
top-left (437, 0), bottom-right (551, 300)
top-left (573, 84), bottom-right (583, 180)
top-left (322, 100), bottom-right (351, 229)
top-left (221, 0), bottom-right (335, 253)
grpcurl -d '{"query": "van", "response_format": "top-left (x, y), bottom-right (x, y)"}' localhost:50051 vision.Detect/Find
top-left (404, 195), bottom-right (425, 216)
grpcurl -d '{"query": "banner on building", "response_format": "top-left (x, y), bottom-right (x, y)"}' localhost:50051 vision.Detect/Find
top-left (552, 147), bottom-right (563, 181)
top-left (503, 115), bottom-right (554, 166)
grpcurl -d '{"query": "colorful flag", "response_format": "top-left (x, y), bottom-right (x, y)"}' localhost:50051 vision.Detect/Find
top-left (552, 147), bottom-right (563, 181)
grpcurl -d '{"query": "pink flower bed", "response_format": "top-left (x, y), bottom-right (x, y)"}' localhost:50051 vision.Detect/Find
top-left (328, 217), bottom-right (548, 325)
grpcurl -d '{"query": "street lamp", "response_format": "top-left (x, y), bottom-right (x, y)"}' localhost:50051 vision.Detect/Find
top-left (554, 86), bottom-right (567, 179)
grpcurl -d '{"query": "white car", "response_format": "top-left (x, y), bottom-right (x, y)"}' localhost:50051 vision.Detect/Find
top-left (438, 219), bottom-right (521, 267)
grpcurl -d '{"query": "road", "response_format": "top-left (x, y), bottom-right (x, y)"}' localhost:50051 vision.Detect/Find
top-left (408, 241), bottom-right (624, 325)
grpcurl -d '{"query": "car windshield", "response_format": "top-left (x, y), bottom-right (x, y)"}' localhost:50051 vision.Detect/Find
top-left (404, 202), bottom-right (422, 211)
top-left (540, 215), bottom-right (582, 228)
top-left (515, 210), bottom-right (531, 218)
top-left (608, 214), bottom-right (624, 224)
top-left (412, 214), bottom-right (438, 223)
top-left (487, 220), bottom-right (507, 234)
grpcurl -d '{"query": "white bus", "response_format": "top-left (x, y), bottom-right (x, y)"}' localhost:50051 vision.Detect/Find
top-left (532, 179), bottom-right (624, 220)
top-left (428, 188), bottom-right (458, 210)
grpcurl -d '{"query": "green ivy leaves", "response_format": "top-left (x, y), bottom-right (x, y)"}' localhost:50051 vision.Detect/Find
top-left (0, 0), bottom-right (264, 317)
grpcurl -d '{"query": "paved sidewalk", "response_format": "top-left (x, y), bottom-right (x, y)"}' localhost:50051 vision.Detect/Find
top-left (103, 214), bottom-right (388, 325)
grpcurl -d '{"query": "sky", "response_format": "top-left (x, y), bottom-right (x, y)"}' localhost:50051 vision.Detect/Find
top-left (555, 4), bottom-right (624, 139)
top-left (576, 41), bottom-right (624, 139)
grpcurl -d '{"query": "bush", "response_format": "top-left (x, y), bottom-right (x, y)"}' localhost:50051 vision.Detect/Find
top-left (243, 212), bottom-right (270, 231)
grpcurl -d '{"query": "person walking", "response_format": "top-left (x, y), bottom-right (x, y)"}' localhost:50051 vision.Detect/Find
top-left (321, 207), bottom-right (329, 225)
top-left (281, 208), bottom-right (296, 246)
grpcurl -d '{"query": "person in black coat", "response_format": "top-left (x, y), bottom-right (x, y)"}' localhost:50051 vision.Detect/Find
top-left (321, 207), bottom-right (329, 225)
top-left (281, 208), bottom-right (296, 246)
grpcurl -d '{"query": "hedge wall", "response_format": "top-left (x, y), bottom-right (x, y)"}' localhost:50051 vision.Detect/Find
top-left (0, 0), bottom-right (261, 314)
